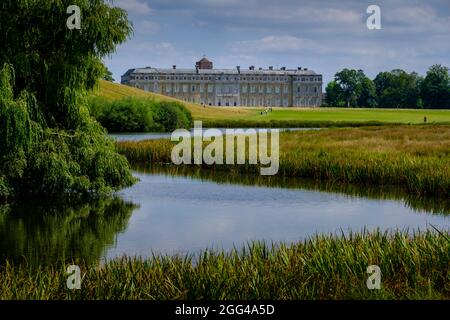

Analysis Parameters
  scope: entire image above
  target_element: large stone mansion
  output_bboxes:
[121,58,323,107]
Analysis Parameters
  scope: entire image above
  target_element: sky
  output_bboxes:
[105,0,450,86]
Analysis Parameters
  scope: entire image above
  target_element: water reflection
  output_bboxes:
[109,128,317,142]
[0,198,136,266]
[105,165,449,258]
[134,163,450,216]
[1,164,448,266]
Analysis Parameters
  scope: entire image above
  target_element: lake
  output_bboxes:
[109,128,319,141]
[1,165,448,265]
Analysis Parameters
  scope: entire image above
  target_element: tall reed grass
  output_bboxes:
[1,230,448,300]
[117,125,450,197]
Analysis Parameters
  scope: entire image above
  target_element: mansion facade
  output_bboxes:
[121,58,323,107]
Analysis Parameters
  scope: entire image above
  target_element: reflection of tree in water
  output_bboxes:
[0,197,137,266]
[136,164,450,216]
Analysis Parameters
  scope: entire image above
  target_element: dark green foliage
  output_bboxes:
[325,81,345,107]
[0,1,137,200]
[326,66,449,109]
[334,69,365,107]
[0,0,132,129]
[374,70,422,108]
[152,101,193,132]
[328,69,377,108]
[89,97,156,132]
[357,76,378,108]
[0,65,136,199]
[89,97,193,132]
[421,65,450,109]
[102,66,115,82]
[0,197,136,265]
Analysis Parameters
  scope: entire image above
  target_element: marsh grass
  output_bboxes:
[117,125,450,197]
[0,230,448,300]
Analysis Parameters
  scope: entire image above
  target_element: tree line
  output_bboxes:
[324,65,450,109]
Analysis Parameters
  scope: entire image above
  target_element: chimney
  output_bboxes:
[281,67,286,71]
[297,67,302,71]
[259,67,263,70]
[237,66,241,74]
[269,66,273,70]
[196,66,199,74]
[173,65,176,70]
[249,66,255,70]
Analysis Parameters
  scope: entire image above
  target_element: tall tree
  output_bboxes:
[103,65,115,82]
[421,65,450,109]
[325,81,345,107]
[0,0,132,129]
[0,0,135,199]
[357,76,377,108]
[334,69,364,107]
[374,69,422,108]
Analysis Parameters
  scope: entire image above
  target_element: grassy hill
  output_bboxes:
[93,80,450,126]
[93,80,253,120]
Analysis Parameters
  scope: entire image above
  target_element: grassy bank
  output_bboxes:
[94,81,450,127]
[1,230,448,299]
[117,125,450,197]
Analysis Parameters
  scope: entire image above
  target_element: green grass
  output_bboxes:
[1,230,448,299]
[94,81,450,127]
[117,125,450,197]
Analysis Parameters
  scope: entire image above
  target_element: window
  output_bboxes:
[166,84,172,93]
[284,86,289,94]
[200,84,205,93]
[275,86,280,94]
[182,84,188,93]
[259,86,264,94]
[192,85,196,92]
[208,85,214,93]
[242,85,247,93]
[267,86,272,94]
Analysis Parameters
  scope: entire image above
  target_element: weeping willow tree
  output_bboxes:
[0,0,136,200]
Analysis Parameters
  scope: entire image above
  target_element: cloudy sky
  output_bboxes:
[105,0,450,86]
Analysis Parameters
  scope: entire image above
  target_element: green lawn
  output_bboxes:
[230,108,450,124]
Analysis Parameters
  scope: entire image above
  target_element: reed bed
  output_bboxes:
[0,230,448,300]
[117,125,450,197]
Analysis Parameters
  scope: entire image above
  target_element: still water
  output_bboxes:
[109,128,317,141]
[1,165,448,265]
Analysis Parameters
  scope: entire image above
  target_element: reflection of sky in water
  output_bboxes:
[105,173,450,259]
[109,128,317,141]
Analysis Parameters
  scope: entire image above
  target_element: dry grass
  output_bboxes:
[117,125,450,197]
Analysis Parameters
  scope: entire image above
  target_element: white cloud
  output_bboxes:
[137,20,160,34]
[114,0,153,15]
[231,35,319,53]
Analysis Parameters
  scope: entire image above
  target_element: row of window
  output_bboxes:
[145,84,321,94]
[132,75,322,82]
[178,97,321,107]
